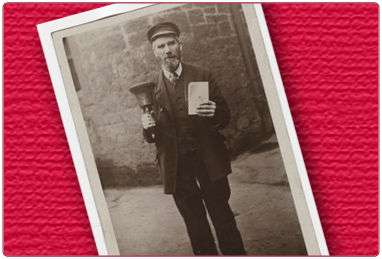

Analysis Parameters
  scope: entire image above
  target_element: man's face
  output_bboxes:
[152,35,182,72]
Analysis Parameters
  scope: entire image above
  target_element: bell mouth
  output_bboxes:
[129,82,156,108]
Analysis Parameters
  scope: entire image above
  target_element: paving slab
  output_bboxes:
[104,135,307,255]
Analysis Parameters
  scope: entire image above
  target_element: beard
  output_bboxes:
[162,47,181,72]
[163,57,181,72]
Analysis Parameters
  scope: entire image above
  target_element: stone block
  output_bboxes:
[128,32,148,48]
[198,4,215,10]
[179,32,194,42]
[170,6,182,12]
[219,21,233,37]
[123,18,150,34]
[188,9,205,25]
[206,14,229,24]
[192,24,219,39]
[101,33,126,53]
[205,15,215,24]
[204,7,216,14]
[160,6,182,14]
[75,31,99,47]
[181,4,193,9]
[152,12,191,33]
[121,50,160,84]
[217,4,231,13]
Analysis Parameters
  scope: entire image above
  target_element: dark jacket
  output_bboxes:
[144,63,232,194]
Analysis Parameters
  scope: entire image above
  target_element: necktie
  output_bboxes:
[169,71,179,84]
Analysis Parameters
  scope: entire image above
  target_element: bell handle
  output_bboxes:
[143,106,155,139]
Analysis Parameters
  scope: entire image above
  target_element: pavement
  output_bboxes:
[104,135,307,255]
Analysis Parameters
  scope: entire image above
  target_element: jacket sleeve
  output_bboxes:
[142,78,158,144]
[143,127,155,143]
[207,70,231,130]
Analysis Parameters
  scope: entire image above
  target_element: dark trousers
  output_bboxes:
[173,150,246,255]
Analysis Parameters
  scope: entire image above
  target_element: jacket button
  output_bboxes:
[160,107,163,112]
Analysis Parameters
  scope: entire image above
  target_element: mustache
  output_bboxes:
[165,55,177,59]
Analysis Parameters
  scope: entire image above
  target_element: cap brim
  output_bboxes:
[151,30,178,42]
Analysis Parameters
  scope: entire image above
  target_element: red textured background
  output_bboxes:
[3,3,378,256]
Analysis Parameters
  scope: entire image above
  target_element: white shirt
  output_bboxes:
[162,62,183,80]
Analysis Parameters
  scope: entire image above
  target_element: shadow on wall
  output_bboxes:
[229,126,275,160]
[96,158,162,189]
[97,134,280,190]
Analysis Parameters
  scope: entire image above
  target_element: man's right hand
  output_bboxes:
[141,113,156,130]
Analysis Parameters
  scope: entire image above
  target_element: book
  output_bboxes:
[188,81,209,115]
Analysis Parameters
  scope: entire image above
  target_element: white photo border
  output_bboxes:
[37,3,329,256]
[246,5,328,255]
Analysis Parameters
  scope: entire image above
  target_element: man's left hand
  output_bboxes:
[196,101,216,117]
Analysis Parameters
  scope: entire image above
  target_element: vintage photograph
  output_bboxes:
[40,3,327,256]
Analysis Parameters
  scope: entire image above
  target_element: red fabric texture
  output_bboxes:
[3,3,378,256]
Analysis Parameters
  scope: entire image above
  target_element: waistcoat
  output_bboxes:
[164,73,197,154]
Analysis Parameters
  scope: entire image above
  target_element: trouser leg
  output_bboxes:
[173,151,246,255]
[172,152,218,255]
[197,175,247,255]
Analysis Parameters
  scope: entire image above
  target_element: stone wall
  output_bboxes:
[64,4,274,188]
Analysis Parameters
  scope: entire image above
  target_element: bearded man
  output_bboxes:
[141,22,246,255]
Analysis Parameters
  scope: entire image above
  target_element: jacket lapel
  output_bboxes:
[182,63,192,104]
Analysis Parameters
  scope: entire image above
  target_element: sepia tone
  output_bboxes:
[64,4,274,188]
[62,4,307,255]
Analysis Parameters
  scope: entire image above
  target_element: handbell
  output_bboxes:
[129,82,156,112]
[129,82,156,139]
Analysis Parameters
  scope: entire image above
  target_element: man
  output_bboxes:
[141,22,246,255]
